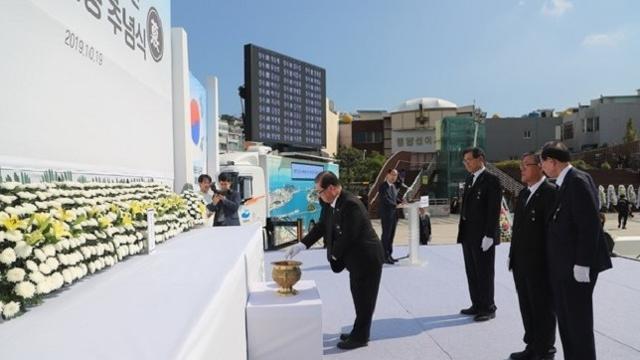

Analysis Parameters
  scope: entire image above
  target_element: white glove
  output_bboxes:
[573,265,590,283]
[481,236,494,252]
[285,243,306,259]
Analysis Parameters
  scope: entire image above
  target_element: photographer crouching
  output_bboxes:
[206,173,241,227]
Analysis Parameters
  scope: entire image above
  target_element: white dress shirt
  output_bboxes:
[555,164,573,188]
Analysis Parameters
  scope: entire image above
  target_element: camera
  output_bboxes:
[210,182,227,195]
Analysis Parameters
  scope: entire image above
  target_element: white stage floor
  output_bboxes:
[265,244,640,360]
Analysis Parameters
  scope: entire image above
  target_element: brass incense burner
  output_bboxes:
[271,260,302,296]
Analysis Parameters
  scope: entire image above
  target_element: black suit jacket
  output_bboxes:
[302,191,385,273]
[457,170,503,245]
[546,168,612,280]
[509,180,556,273]
[377,181,399,216]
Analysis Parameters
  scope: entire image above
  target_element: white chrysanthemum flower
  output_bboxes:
[51,272,64,289]
[16,191,37,201]
[45,257,59,270]
[15,241,33,259]
[5,230,24,242]
[39,263,52,275]
[0,231,5,242]
[29,271,45,284]
[0,194,17,204]
[0,182,20,191]
[0,247,17,265]
[62,269,73,284]
[23,203,38,213]
[2,301,21,319]
[43,244,56,257]
[34,248,47,262]
[25,260,38,272]
[6,268,26,282]
[36,281,52,295]
[15,281,36,299]
[4,207,20,216]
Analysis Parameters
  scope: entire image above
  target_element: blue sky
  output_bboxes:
[172,0,640,117]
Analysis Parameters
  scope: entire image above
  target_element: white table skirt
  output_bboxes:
[0,224,264,360]
[247,280,322,360]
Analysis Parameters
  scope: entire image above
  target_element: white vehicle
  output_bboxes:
[219,146,338,249]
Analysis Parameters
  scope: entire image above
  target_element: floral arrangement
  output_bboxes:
[0,182,205,320]
[499,197,512,243]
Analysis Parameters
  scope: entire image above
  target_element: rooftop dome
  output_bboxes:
[395,97,458,112]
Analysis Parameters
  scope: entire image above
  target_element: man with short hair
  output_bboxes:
[540,141,612,360]
[508,152,557,360]
[197,174,213,205]
[206,173,241,226]
[458,147,502,322]
[378,169,401,264]
[285,171,385,350]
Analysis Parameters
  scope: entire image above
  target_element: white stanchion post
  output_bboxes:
[146,209,156,254]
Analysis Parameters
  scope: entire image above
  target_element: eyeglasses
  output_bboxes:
[519,163,539,169]
[313,188,327,196]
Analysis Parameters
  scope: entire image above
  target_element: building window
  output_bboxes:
[563,123,574,140]
[397,137,404,147]
[523,130,532,139]
[595,117,600,131]
[587,118,594,132]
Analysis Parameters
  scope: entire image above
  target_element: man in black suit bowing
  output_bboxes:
[540,141,612,360]
[458,147,502,322]
[285,171,385,350]
[508,152,557,360]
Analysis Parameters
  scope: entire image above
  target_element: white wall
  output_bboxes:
[0,1,174,181]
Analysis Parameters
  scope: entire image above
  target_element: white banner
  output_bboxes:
[0,0,173,181]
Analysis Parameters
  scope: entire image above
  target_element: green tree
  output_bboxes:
[334,147,386,185]
[624,118,638,143]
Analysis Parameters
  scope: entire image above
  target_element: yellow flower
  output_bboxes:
[25,230,45,245]
[55,208,76,223]
[130,201,144,216]
[121,213,133,227]
[198,203,207,218]
[110,204,120,214]
[98,216,112,229]
[31,213,51,229]
[0,212,27,231]
[49,220,71,240]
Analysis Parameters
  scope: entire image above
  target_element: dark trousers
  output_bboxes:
[461,240,496,313]
[348,264,383,342]
[380,210,397,257]
[618,213,628,228]
[513,268,556,354]
[551,274,598,360]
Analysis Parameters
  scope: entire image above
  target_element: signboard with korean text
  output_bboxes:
[391,129,437,154]
[0,1,173,181]
[244,44,326,149]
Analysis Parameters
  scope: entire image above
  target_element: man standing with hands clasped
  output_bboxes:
[457,147,502,322]
[540,141,612,360]
[284,171,384,350]
[508,152,557,360]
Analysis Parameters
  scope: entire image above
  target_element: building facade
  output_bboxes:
[485,110,562,161]
[561,90,640,152]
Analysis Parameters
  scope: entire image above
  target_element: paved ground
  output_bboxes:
[371,213,640,258]
[266,244,640,360]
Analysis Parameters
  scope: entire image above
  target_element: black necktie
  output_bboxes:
[520,188,531,204]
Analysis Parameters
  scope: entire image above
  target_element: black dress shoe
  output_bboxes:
[337,338,368,350]
[530,354,554,360]
[339,333,350,341]
[473,312,496,322]
[509,347,532,360]
[384,257,395,265]
[460,306,478,315]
